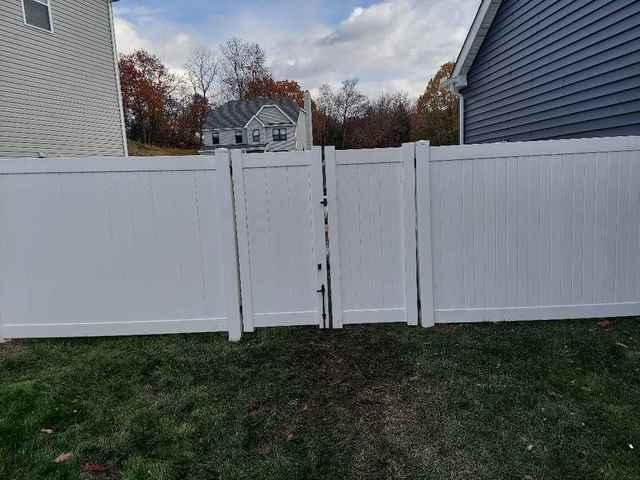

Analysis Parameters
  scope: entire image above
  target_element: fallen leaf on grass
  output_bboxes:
[82,463,107,473]
[616,342,629,349]
[40,428,54,434]
[597,320,611,329]
[286,432,295,441]
[54,452,73,464]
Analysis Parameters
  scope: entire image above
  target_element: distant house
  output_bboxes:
[449,0,640,144]
[0,0,127,157]
[202,94,313,153]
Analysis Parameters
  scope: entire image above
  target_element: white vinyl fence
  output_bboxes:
[418,137,640,326]
[1,136,639,342]
[326,145,418,327]
[0,156,241,341]
[231,149,327,330]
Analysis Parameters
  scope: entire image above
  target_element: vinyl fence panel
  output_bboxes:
[418,136,640,324]
[232,148,327,331]
[0,155,242,341]
[326,145,418,327]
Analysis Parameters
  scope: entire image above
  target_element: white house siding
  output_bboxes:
[0,0,126,157]
[258,106,291,125]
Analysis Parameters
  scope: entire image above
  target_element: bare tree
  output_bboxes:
[317,84,336,118]
[185,47,218,100]
[184,47,219,144]
[335,79,368,148]
[219,38,270,100]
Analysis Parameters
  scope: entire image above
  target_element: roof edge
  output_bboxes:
[450,0,503,94]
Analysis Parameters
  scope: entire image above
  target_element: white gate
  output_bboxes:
[231,148,327,331]
[325,145,418,328]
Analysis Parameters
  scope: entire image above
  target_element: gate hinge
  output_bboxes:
[320,198,328,207]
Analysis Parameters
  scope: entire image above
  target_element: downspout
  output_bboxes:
[445,75,467,146]
[459,96,465,145]
[108,0,128,156]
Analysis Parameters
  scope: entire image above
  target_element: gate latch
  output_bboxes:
[320,198,328,207]
[316,284,327,321]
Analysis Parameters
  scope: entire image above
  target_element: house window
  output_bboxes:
[252,129,260,143]
[22,0,53,32]
[212,131,219,145]
[235,130,243,144]
[272,128,287,142]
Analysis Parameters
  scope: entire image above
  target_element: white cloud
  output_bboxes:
[113,17,150,54]
[114,0,480,98]
[113,10,197,76]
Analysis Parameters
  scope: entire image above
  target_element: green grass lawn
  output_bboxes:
[1,318,639,480]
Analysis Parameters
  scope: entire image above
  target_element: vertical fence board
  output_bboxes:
[416,141,435,327]
[311,147,329,328]
[216,151,243,341]
[231,149,255,333]
[403,143,418,326]
[325,146,343,328]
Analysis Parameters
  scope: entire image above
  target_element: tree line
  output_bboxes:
[119,37,459,150]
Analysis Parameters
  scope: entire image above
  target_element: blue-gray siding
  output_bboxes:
[462,0,640,144]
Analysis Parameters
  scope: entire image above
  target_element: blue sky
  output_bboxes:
[114,0,481,97]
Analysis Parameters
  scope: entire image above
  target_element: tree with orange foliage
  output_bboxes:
[244,78,306,107]
[413,62,459,146]
[119,50,177,145]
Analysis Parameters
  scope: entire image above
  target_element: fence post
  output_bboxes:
[324,146,343,329]
[416,140,435,328]
[230,149,255,333]
[216,149,243,341]
[402,143,419,326]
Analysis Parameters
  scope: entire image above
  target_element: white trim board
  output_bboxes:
[450,0,503,93]
[3,318,228,339]
[0,156,216,173]
[435,303,640,324]
[431,135,640,161]
[243,104,296,128]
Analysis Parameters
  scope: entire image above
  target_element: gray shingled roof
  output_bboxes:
[205,98,300,129]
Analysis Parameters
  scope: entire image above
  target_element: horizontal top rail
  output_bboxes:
[0,156,218,174]
[239,149,321,169]
[336,147,403,165]
[430,136,640,162]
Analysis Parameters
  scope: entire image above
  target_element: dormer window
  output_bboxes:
[23,0,53,32]
[212,131,220,145]
[252,129,260,143]
[235,130,243,144]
